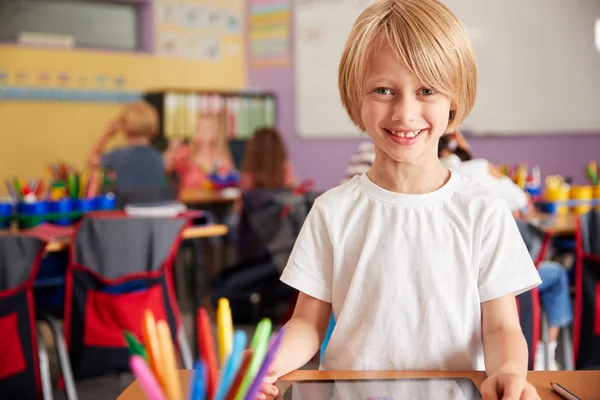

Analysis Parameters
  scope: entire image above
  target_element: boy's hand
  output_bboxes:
[481,373,540,400]
[255,352,281,400]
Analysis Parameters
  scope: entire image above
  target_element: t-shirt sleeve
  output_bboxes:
[280,202,333,303]
[478,199,541,302]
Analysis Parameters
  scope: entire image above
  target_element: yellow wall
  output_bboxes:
[0,45,246,194]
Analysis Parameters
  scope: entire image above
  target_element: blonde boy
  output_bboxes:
[257,0,542,399]
[88,100,165,190]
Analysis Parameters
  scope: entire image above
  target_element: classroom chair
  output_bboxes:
[62,214,193,381]
[516,219,574,370]
[573,210,600,369]
[0,235,77,400]
[212,182,318,324]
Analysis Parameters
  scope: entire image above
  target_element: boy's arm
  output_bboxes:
[481,293,528,378]
[88,119,120,168]
[276,293,332,378]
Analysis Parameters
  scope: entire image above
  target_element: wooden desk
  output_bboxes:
[179,189,239,206]
[44,224,228,253]
[117,369,600,399]
[525,213,577,236]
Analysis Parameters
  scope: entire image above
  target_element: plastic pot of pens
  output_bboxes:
[16,200,51,229]
[209,171,240,190]
[125,300,284,400]
[0,201,13,230]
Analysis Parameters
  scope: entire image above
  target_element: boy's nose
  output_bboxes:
[391,97,419,123]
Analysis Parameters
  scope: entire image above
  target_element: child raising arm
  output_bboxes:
[256,1,541,399]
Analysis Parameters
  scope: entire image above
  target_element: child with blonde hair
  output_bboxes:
[164,113,235,191]
[257,1,541,399]
[88,100,165,190]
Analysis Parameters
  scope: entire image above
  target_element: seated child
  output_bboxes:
[240,127,297,191]
[87,101,165,191]
[257,1,542,399]
[438,133,530,214]
[164,113,235,191]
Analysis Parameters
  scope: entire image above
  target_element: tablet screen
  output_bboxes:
[282,378,482,400]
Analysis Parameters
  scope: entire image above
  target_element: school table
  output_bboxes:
[178,188,240,206]
[43,224,229,253]
[117,369,600,399]
[526,213,578,237]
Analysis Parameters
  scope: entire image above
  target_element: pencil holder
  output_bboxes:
[0,202,13,230]
[543,186,570,215]
[49,198,74,226]
[94,193,117,211]
[74,198,95,215]
[570,185,593,215]
[17,200,50,229]
[594,186,600,211]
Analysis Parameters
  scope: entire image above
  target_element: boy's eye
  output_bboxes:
[374,88,392,95]
[419,87,437,96]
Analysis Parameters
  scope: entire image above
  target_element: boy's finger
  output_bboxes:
[261,382,279,397]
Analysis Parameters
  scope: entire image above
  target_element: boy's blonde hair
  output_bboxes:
[339,0,477,134]
[119,101,159,138]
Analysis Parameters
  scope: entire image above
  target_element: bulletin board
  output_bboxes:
[153,0,245,64]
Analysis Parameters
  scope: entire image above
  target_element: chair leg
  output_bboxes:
[38,313,78,400]
[541,312,550,370]
[560,326,574,370]
[36,326,54,400]
[178,325,193,370]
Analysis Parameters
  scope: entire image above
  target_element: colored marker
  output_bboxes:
[235,318,272,400]
[217,298,234,366]
[142,310,164,388]
[244,328,285,400]
[225,350,253,400]
[214,330,247,400]
[123,330,147,361]
[130,355,166,400]
[187,360,206,400]
[157,320,183,400]
[198,307,219,399]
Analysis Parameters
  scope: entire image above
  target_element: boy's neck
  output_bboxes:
[126,136,150,146]
[367,157,450,194]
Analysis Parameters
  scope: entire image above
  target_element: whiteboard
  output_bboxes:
[294,0,375,138]
[294,0,600,138]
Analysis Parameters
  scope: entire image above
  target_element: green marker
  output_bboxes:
[235,318,272,400]
[123,331,147,361]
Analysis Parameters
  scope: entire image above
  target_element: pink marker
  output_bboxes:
[130,355,166,400]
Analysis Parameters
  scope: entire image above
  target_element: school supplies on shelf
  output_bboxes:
[125,303,284,400]
[584,160,598,186]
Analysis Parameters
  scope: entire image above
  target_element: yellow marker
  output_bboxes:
[217,298,234,366]
[156,320,183,400]
[142,310,164,388]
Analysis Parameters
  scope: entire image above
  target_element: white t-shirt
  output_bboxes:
[280,172,541,371]
[441,154,528,212]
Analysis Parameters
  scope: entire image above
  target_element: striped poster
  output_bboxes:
[250,0,291,68]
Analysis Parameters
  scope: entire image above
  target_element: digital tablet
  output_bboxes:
[282,377,482,400]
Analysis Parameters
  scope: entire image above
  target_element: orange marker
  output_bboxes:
[157,320,183,400]
[142,310,163,386]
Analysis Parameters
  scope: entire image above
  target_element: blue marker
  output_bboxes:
[188,360,206,400]
[213,330,248,400]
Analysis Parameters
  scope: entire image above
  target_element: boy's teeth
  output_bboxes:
[390,129,422,138]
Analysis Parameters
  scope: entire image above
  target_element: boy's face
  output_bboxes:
[360,41,452,166]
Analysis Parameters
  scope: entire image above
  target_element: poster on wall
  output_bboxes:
[154,0,244,62]
[250,0,291,68]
